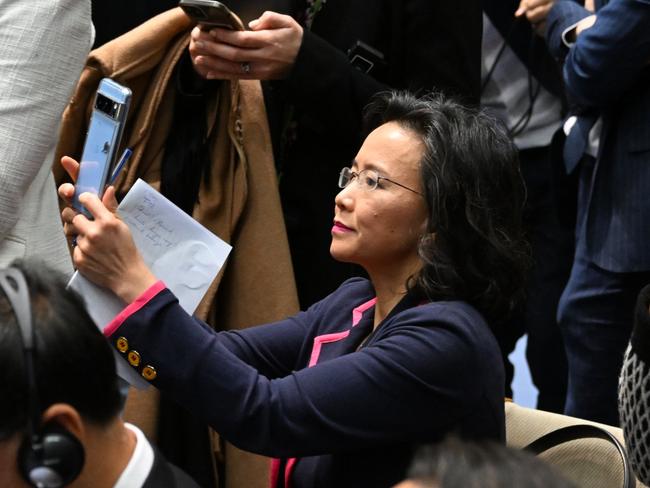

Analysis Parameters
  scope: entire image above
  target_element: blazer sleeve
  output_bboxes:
[546,0,650,108]
[284,0,481,140]
[0,0,91,239]
[545,0,591,61]
[106,288,486,458]
[619,284,650,485]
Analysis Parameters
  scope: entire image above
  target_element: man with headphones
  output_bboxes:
[0,261,199,488]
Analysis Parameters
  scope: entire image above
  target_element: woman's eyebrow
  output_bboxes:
[351,159,385,174]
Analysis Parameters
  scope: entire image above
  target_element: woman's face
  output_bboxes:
[330,122,428,274]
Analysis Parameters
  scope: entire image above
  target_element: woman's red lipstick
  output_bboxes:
[332,221,353,233]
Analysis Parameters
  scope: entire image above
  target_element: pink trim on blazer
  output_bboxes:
[103,280,167,337]
[352,297,377,326]
[279,296,377,486]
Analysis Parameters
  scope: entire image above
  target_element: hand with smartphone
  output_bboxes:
[59,156,157,303]
[184,1,303,80]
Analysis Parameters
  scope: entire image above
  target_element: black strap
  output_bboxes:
[524,424,635,488]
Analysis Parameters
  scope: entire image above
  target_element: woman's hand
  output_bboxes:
[189,11,303,80]
[515,0,556,35]
[58,156,157,303]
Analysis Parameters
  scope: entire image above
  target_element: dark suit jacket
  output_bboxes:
[546,0,650,272]
[143,444,201,488]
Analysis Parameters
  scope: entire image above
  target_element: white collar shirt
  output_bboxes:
[113,423,155,488]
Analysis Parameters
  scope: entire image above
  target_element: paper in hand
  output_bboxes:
[68,179,232,388]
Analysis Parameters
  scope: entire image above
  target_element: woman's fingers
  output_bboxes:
[61,156,80,182]
[78,192,114,222]
[58,156,80,210]
[102,186,119,214]
[248,11,295,31]
[194,51,246,73]
[515,0,554,20]
[58,182,75,205]
[197,38,253,63]
[190,25,212,42]
[209,27,270,49]
[525,4,552,24]
[200,58,258,79]
[61,206,79,231]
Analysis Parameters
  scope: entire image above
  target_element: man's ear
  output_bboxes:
[40,404,85,443]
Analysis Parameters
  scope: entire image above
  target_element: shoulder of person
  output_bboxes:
[381,299,498,354]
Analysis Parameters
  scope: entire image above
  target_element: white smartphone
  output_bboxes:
[73,78,131,218]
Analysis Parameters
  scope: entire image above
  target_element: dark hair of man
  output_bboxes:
[407,438,575,488]
[364,91,530,326]
[0,260,122,441]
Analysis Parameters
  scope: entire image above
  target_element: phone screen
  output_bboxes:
[73,110,120,213]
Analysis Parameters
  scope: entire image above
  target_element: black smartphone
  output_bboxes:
[73,78,132,218]
[179,0,244,30]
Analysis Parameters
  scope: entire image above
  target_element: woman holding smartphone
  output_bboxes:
[59,91,528,488]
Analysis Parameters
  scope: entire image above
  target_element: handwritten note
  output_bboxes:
[68,179,232,388]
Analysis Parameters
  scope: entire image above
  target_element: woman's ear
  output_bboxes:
[420,219,429,236]
[419,217,433,239]
[40,404,85,444]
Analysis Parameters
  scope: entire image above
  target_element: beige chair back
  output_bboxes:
[505,401,647,488]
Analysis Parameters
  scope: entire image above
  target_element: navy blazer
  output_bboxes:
[546,0,650,272]
[106,278,505,488]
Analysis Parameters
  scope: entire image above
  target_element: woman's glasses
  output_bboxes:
[338,167,422,196]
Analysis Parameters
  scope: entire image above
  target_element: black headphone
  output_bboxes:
[0,268,85,488]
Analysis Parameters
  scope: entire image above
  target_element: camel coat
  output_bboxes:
[54,8,299,488]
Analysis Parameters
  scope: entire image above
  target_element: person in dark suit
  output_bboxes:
[0,261,199,488]
[482,0,573,413]
[190,0,483,308]
[545,0,650,425]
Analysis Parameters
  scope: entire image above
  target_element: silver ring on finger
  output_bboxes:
[240,61,251,74]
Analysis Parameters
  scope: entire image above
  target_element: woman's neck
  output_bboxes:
[368,259,421,329]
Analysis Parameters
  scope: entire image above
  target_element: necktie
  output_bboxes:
[563,113,598,174]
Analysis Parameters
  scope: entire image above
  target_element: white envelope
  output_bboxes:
[68,179,232,389]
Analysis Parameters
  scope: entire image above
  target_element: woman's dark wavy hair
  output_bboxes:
[364,91,530,325]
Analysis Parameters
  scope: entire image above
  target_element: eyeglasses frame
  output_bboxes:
[338,167,423,196]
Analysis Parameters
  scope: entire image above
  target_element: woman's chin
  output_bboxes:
[329,246,355,264]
